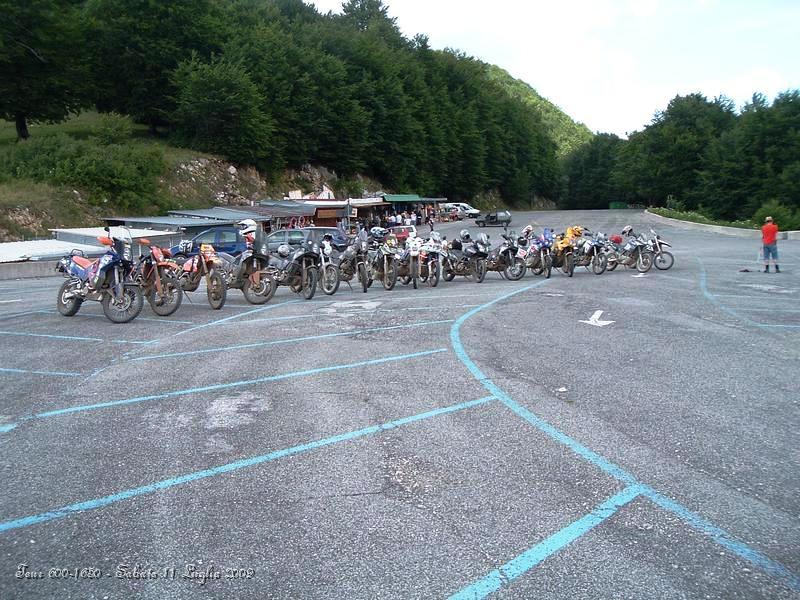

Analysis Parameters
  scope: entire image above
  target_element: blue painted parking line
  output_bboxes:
[129,320,455,362]
[0,309,51,322]
[450,279,800,592]
[449,485,644,599]
[47,311,194,325]
[0,395,496,534]
[1,348,448,431]
[0,330,151,344]
[0,367,81,377]
[644,489,800,590]
[697,260,771,329]
[170,299,301,338]
[239,314,314,325]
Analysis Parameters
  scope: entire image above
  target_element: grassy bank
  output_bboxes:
[648,207,757,229]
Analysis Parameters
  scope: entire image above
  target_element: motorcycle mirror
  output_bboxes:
[138,238,151,245]
[98,236,113,246]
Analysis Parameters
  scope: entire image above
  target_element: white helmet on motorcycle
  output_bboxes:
[370,226,388,240]
[621,225,633,236]
[429,231,442,242]
[277,243,291,257]
[459,229,471,242]
[237,219,257,236]
[521,224,533,237]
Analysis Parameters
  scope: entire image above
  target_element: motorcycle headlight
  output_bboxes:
[123,244,132,261]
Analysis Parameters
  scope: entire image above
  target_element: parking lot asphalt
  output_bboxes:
[0,209,798,599]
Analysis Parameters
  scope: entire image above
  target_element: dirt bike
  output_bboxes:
[604,235,653,273]
[486,232,526,280]
[645,228,674,270]
[55,227,144,323]
[523,229,554,279]
[175,241,227,309]
[266,240,320,300]
[367,235,399,290]
[419,234,442,288]
[133,238,183,316]
[573,231,607,275]
[337,230,370,293]
[217,230,277,305]
[317,235,341,295]
[441,233,489,283]
[551,233,575,277]
[397,235,424,289]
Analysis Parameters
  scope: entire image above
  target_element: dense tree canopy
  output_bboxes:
[561,91,800,224]
[88,0,562,203]
[0,0,91,139]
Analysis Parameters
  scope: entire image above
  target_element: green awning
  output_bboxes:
[382,194,421,203]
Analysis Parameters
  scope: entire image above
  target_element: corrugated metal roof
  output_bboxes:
[167,207,271,221]
[106,216,236,228]
[50,227,178,238]
[258,200,317,217]
[0,240,105,263]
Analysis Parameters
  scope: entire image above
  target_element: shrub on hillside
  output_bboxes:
[752,200,800,231]
[95,113,135,145]
[0,133,166,212]
[170,56,274,169]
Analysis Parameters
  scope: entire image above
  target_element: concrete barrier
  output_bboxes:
[0,260,62,281]
[643,210,798,240]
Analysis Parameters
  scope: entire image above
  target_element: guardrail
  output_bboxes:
[0,260,62,281]
[644,210,799,240]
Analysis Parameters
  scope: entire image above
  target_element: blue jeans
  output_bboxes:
[763,243,778,261]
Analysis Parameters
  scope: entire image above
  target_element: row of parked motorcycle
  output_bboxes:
[54,221,673,323]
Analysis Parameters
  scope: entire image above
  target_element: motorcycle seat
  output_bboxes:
[72,256,96,269]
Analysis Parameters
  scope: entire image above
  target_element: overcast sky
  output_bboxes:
[307,0,800,137]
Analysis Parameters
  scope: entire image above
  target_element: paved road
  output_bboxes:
[0,210,798,599]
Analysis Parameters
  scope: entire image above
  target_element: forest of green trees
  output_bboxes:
[1,0,562,208]
[1,0,797,227]
[562,91,800,228]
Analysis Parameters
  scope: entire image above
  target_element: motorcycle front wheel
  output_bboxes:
[564,253,575,277]
[56,280,83,316]
[358,263,369,293]
[243,274,276,305]
[382,259,397,291]
[321,264,340,295]
[149,273,183,316]
[443,264,455,281]
[591,253,607,275]
[504,257,526,281]
[637,252,654,273]
[206,271,227,309]
[655,251,674,270]
[102,286,144,323]
[427,260,440,287]
[302,267,318,300]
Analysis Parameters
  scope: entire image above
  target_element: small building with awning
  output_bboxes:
[302,198,389,226]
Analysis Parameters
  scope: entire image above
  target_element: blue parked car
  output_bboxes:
[170,227,248,258]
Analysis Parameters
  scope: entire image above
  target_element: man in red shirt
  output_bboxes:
[761,216,780,273]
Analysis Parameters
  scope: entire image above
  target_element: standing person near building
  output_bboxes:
[762,216,780,273]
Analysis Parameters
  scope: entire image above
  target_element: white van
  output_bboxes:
[443,203,480,218]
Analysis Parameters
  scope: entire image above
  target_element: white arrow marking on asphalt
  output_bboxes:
[632,273,647,278]
[579,310,615,327]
